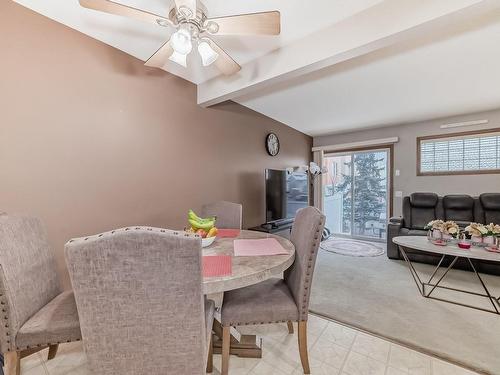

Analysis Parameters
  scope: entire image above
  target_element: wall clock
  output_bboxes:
[266,133,280,156]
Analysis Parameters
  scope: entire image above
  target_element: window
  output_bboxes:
[417,128,500,175]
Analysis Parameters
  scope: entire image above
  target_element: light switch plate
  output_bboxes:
[395,191,403,198]
[395,169,400,176]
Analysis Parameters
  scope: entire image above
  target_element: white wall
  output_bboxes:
[314,108,500,217]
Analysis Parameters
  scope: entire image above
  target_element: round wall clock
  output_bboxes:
[266,133,280,156]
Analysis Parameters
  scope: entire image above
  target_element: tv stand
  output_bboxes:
[249,221,294,240]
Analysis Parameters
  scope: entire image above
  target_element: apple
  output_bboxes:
[196,229,207,238]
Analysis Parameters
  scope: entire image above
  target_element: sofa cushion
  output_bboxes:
[443,195,474,223]
[481,193,500,210]
[406,193,439,230]
[479,194,500,224]
[410,208,437,230]
[410,193,438,208]
[16,291,81,350]
[399,228,428,236]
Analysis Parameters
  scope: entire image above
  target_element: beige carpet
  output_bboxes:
[310,242,500,375]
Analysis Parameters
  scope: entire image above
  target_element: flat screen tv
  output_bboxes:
[265,169,309,224]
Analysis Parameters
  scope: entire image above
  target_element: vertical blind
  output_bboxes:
[419,130,500,174]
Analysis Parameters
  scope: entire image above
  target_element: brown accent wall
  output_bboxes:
[0,2,312,288]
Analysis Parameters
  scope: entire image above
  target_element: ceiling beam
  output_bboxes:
[197,0,498,107]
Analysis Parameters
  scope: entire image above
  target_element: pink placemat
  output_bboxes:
[217,229,241,238]
[234,238,289,257]
[203,255,232,277]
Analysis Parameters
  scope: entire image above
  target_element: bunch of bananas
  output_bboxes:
[186,210,218,238]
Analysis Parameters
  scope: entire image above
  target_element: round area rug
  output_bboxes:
[320,238,384,257]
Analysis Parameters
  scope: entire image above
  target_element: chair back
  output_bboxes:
[65,227,206,375]
[284,207,325,321]
[0,214,61,352]
[202,201,242,229]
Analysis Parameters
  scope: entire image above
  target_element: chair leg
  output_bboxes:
[4,351,20,375]
[221,326,231,375]
[298,321,310,374]
[47,344,59,360]
[206,335,213,373]
[287,321,294,334]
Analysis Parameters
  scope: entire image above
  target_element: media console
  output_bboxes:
[249,222,293,240]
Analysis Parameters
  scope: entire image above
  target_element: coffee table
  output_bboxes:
[393,236,500,314]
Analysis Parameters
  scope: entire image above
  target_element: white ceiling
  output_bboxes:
[13,0,500,137]
[13,0,382,84]
[236,11,500,136]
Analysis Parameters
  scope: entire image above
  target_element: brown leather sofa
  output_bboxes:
[387,193,500,275]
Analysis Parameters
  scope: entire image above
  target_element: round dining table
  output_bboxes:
[202,229,296,360]
[202,229,296,294]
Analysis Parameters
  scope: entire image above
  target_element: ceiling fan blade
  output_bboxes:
[145,39,174,68]
[206,11,280,35]
[174,0,197,17]
[79,0,172,27]
[206,39,241,76]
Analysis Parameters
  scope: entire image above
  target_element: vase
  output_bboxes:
[483,236,495,245]
[471,236,481,246]
[432,229,442,239]
[471,235,493,247]
[428,229,441,241]
[442,233,453,241]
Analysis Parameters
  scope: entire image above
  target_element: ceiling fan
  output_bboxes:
[79,0,281,76]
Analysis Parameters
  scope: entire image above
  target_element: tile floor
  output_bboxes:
[12,314,479,375]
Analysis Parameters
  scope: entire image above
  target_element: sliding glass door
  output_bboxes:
[323,148,390,241]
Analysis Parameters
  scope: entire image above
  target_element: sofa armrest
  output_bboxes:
[389,216,403,225]
[387,220,403,259]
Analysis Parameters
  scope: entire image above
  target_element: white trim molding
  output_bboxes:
[312,137,399,153]
[440,119,488,129]
[312,150,324,212]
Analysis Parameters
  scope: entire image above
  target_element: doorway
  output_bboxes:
[322,146,392,241]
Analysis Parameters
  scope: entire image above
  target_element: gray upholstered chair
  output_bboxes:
[0,213,81,375]
[201,201,243,229]
[219,207,325,375]
[65,226,215,375]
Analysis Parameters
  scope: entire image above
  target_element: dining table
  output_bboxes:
[202,229,296,359]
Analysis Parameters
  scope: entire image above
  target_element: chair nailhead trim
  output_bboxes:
[297,216,325,319]
[15,337,82,351]
[0,282,14,350]
[66,226,199,244]
[227,320,294,326]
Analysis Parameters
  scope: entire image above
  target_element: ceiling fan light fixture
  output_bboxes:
[77,0,280,76]
[156,19,170,27]
[170,28,193,55]
[198,40,219,66]
[206,21,219,34]
[169,50,188,67]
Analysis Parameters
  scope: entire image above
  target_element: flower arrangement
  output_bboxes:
[464,223,489,237]
[424,220,445,231]
[465,222,499,246]
[485,223,500,236]
[425,220,459,238]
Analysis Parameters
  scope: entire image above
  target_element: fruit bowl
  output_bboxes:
[202,236,216,248]
[186,209,218,248]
